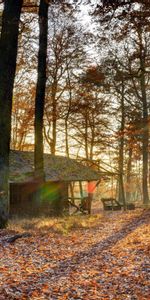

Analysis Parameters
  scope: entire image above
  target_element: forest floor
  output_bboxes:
[0,209,150,300]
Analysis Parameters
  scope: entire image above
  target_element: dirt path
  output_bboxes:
[0,210,149,299]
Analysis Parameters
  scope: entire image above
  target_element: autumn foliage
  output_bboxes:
[0,210,149,299]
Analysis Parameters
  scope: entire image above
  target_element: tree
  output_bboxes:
[11,6,39,151]
[71,75,109,161]
[11,85,35,151]
[0,0,23,228]
[94,0,150,204]
[44,3,84,155]
[34,0,49,180]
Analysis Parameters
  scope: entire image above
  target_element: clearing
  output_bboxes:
[0,209,150,300]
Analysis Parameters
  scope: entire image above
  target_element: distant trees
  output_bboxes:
[0,0,149,227]
[11,85,35,151]
[71,79,109,161]
[93,0,150,204]
[11,7,38,151]
[0,0,23,228]
[44,4,85,156]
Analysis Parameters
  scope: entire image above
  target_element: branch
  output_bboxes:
[5,232,31,243]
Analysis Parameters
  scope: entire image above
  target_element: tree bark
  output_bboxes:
[139,29,149,205]
[118,81,126,210]
[0,0,23,228]
[65,67,72,158]
[141,74,149,205]
[85,110,89,160]
[51,81,57,155]
[34,0,48,179]
[126,147,132,202]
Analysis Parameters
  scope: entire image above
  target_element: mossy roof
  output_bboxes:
[9,150,107,183]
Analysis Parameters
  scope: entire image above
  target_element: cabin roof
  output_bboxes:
[9,150,109,183]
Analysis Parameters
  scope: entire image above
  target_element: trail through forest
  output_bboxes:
[0,210,149,300]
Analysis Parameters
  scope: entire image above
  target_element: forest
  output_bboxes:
[0,0,149,299]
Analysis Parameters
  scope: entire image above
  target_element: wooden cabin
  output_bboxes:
[9,151,105,216]
[10,180,69,216]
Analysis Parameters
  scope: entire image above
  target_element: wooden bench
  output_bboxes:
[101,198,135,211]
[126,203,135,210]
[101,198,122,211]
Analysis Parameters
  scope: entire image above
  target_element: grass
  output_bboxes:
[8,214,102,235]
[8,208,146,235]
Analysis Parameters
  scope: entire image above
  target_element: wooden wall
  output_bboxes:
[9,181,69,216]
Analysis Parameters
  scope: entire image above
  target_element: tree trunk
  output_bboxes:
[65,120,70,157]
[139,36,149,204]
[51,109,57,155]
[118,82,126,210]
[0,0,23,228]
[65,67,72,158]
[85,111,89,160]
[51,81,57,155]
[141,79,149,205]
[34,0,48,179]
[126,147,132,202]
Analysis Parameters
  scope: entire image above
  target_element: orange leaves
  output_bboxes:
[41,284,49,293]
[0,210,150,299]
[84,66,105,86]
[30,290,39,298]
[0,266,8,272]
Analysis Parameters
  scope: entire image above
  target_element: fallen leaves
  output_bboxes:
[0,209,150,299]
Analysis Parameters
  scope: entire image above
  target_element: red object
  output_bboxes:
[87,182,96,194]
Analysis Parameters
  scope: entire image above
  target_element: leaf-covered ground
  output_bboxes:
[0,209,150,300]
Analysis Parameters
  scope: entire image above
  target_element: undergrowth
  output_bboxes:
[8,209,145,235]
[8,214,102,235]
